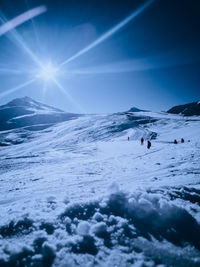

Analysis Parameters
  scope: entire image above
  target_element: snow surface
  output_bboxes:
[0,108,200,266]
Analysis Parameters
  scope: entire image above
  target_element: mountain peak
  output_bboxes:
[5,96,63,113]
[7,96,35,107]
[0,96,79,131]
[127,107,147,112]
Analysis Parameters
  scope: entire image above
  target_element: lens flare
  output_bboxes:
[0,79,35,98]
[37,63,58,81]
[0,7,46,66]
[0,0,156,114]
[60,0,154,67]
[0,6,47,37]
[52,79,86,113]
[0,67,28,75]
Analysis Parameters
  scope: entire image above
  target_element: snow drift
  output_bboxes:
[1,186,200,266]
[0,97,200,266]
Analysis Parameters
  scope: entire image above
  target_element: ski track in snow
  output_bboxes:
[0,111,200,266]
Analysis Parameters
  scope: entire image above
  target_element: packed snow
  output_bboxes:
[0,100,200,266]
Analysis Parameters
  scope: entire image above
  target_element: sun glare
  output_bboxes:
[37,62,58,81]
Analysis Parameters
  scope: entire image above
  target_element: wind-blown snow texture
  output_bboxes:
[0,98,200,266]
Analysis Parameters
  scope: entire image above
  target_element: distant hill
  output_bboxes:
[0,96,80,131]
[167,101,200,116]
[127,107,148,112]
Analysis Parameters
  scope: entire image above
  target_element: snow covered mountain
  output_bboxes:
[127,106,148,112]
[168,100,200,116]
[0,97,158,146]
[0,98,200,266]
[0,96,80,132]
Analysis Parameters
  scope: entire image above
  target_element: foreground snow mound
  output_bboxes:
[1,186,200,266]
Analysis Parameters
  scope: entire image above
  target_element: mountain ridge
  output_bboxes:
[0,96,80,131]
[1,97,200,133]
[0,96,63,113]
[167,101,200,116]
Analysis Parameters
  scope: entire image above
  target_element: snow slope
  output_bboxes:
[0,96,80,133]
[0,100,200,266]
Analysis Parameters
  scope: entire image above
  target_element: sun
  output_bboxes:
[37,62,58,81]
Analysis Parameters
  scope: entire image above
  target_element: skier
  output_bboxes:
[141,137,144,145]
[181,138,184,143]
[128,136,130,141]
[147,140,151,149]
[174,139,178,144]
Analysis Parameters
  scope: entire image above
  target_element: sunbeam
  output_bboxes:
[64,48,200,76]
[0,67,29,75]
[25,0,41,52]
[52,79,86,113]
[60,0,154,67]
[0,8,46,67]
[0,6,47,37]
[0,0,197,116]
[37,62,58,81]
[0,78,35,98]
[41,80,48,101]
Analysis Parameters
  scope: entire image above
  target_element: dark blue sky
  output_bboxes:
[0,0,200,113]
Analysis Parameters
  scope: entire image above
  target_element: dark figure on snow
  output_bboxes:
[141,137,144,145]
[128,136,130,141]
[147,140,151,149]
[174,139,178,144]
[181,138,184,143]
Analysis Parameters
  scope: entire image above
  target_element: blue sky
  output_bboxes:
[0,0,199,113]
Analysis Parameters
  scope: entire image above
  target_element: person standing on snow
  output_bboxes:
[147,140,151,149]
[141,137,144,145]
